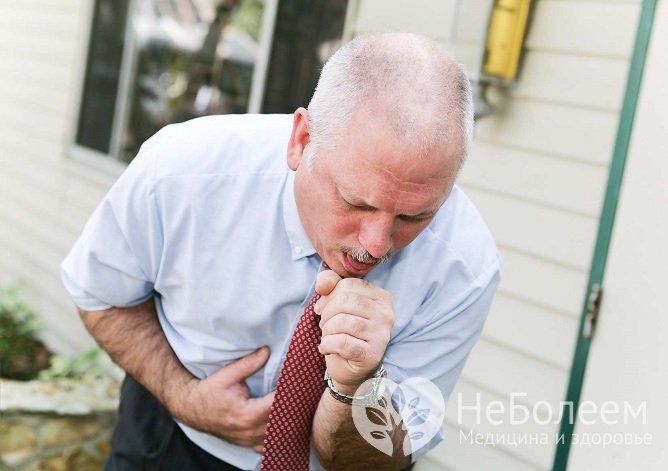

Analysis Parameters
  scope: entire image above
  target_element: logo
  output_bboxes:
[351,377,445,457]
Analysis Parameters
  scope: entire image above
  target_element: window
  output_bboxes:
[74,0,348,164]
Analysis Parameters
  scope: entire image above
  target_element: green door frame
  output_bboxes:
[552,0,659,469]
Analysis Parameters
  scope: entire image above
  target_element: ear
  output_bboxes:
[287,107,311,171]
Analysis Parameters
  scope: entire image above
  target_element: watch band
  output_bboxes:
[323,364,387,406]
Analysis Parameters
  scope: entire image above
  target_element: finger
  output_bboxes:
[320,313,369,340]
[315,270,342,297]
[319,333,368,362]
[318,291,378,325]
[246,391,276,419]
[218,346,270,384]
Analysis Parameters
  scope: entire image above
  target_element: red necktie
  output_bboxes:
[261,292,327,470]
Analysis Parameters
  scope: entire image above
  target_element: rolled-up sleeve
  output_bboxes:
[61,134,165,311]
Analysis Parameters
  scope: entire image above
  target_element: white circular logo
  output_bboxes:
[351,377,445,457]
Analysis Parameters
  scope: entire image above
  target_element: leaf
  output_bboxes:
[366,407,388,426]
[408,396,421,409]
[370,431,388,440]
[378,396,388,409]
[406,407,430,426]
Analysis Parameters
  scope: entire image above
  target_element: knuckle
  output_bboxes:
[355,295,372,312]
[348,315,365,337]
[345,338,365,360]
[359,279,373,289]
[338,278,355,290]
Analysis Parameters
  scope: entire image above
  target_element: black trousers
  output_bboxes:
[105,376,242,471]
[106,376,416,471]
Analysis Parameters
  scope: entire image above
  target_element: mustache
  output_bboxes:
[340,246,391,265]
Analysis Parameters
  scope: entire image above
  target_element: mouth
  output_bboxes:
[339,248,389,277]
[341,253,376,277]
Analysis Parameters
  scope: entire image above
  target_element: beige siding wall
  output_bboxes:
[569,2,668,469]
[346,0,641,469]
[0,0,110,355]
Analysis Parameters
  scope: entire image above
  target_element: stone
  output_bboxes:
[0,417,38,466]
[24,449,102,471]
[0,379,120,415]
[41,417,105,449]
[0,417,38,453]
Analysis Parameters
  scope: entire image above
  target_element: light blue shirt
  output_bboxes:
[61,114,501,470]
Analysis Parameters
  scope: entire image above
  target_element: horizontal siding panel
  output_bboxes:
[4,75,75,118]
[444,381,559,469]
[0,194,76,265]
[2,134,118,198]
[0,174,94,237]
[461,340,568,413]
[474,100,618,165]
[515,51,629,111]
[467,188,598,270]
[482,293,579,369]
[354,0,457,39]
[1,129,71,165]
[0,152,110,215]
[0,28,78,64]
[422,424,542,471]
[497,248,587,316]
[0,101,71,150]
[0,3,82,35]
[460,143,608,217]
[526,0,639,58]
[0,0,83,15]
[0,54,76,89]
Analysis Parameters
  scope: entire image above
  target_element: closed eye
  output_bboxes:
[343,198,375,212]
[397,213,434,223]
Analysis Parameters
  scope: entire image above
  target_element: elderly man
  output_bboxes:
[61,33,500,470]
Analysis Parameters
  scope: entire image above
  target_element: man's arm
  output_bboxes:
[79,298,275,451]
[311,272,411,470]
[313,390,410,470]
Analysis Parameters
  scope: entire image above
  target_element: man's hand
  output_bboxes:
[314,270,394,394]
[180,347,275,452]
[80,301,274,453]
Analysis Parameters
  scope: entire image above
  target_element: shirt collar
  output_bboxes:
[283,171,317,261]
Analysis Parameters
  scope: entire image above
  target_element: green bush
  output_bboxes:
[0,285,52,379]
[39,347,106,381]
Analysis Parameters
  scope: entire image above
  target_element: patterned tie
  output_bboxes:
[261,288,327,470]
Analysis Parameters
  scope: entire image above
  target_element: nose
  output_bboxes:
[358,214,393,259]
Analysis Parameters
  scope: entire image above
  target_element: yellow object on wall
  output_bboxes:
[483,0,533,81]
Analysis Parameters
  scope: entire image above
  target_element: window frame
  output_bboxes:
[68,0,281,174]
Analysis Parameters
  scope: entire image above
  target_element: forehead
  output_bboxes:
[317,117,458,213]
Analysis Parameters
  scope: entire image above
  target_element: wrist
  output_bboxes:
[324,364,387,406]
[165,375,200,425]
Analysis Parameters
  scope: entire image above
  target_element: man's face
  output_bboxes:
[288,108,459,278]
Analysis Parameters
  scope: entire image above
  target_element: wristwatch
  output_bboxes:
[323,364,387,406]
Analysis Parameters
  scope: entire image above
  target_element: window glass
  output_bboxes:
[76,0,129,154]
[261,0,348,113]
[121,0,265,162]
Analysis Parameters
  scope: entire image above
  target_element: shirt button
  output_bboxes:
[294,246,302,255]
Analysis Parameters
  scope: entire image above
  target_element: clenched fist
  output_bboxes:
[314,270,395,394]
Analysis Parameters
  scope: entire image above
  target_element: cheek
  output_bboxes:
[329,210,361,238]
[393,222,430,250]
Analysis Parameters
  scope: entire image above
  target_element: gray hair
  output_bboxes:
[306,32,473,169]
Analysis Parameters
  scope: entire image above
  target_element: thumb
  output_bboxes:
[248,390,276,413]
[315,269,341,297]
[219,346,270,384]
